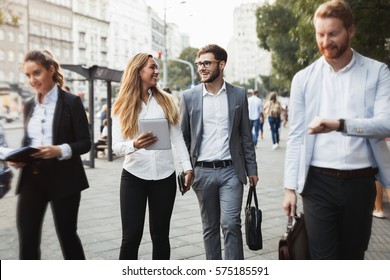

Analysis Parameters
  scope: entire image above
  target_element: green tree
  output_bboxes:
[256,0,299,93]
[167,47,200,90]
[0,1,19,26]
[351,0,390,66]
[256,0,390,94]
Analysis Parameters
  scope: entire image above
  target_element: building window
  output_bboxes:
[9,71,15,82]
[8,31,14,42]
[8,51,14,62]
[18,34,24,44]
[19,73,25,83]
[79,32,86,43]
[18,53,23,63]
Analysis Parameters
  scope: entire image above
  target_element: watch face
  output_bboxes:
[337,119,345,132]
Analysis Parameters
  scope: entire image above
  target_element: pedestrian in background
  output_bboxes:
[263,91,282,150]
[373,181,390,219]
[15,49,91,259]
[99,104,107,133]
[247,89,263,147]
[111,53,193,260]
[180,44,258,260]
[373,139,390,218]
[283,0,390,259]
[0,123,13,199]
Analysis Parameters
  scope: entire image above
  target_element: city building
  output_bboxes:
[225,1,271,89]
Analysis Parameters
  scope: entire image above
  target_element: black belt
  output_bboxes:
[196,160,233,168]
[310,166,378,179]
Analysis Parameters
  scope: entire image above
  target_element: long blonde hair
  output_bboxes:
[112,53,179,139]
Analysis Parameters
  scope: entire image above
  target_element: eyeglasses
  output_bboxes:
[194,60,220,69]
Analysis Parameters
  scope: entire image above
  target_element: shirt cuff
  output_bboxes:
[58,144,72,160]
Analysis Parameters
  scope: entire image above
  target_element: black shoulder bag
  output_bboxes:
[245,186,263,250]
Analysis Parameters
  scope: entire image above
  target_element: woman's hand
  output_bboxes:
[134,132,158,149]
[32,146,61,159]
[9,161,25,168]
[184,170,194,187]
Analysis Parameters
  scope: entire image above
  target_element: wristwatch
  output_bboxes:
[337,119,345,132]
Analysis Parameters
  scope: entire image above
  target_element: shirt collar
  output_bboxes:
[322,50,356,73]
[35,84,58,105]
[202,81,227,96]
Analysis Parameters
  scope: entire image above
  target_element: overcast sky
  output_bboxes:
[145,0,261,48]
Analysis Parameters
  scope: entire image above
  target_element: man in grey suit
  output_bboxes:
[283,0,390,259]
[180,44,259,260]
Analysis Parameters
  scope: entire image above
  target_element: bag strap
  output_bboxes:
[287,216,293,231]
[246,186,259,210]
[286,213,302,232]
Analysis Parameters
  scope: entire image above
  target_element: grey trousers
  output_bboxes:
[192,165,244,260]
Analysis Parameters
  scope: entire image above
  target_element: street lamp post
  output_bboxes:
[171,57,195,88]
[163,0,168,88]
[162,0,186,88]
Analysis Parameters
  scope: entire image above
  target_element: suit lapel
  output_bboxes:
[352,54,367,118]
[226,83,237,137]
[52,88,63,144]
[192,85,203,152]
[304,60,323,168]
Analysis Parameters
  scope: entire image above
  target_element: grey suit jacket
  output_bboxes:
[284,51,390,193]
[180,82,257,185]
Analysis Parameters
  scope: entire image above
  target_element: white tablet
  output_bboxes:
[139,118,171,150]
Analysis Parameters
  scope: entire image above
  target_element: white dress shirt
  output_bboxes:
[28,85,71,160]
[112,92,192,180]
[311,54,371,169]
[198,82,232,162]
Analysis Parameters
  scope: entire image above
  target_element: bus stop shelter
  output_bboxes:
[62,65,123,168]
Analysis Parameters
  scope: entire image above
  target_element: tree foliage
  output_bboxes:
[167,47,200,90]
[0,1,19,26]
[256,0,390,94]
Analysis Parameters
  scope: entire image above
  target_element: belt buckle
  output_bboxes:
[212,161,217,169]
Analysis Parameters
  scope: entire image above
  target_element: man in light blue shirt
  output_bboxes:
[247,90,263,147]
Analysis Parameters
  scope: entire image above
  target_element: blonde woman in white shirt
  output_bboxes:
[112,53,193,260]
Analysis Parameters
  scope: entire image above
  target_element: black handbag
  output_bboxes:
[0,166,13,199]
[245,186,263,250]
[278,213,310,260]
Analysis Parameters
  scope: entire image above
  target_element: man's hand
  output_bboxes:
[308,116,340,134]
[282,188,297,216]
[248,175,259,187]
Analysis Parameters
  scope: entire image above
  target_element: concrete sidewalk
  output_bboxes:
[1,126,389,260]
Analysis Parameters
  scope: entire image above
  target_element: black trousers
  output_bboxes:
[119,170,176,260]
[16,173,85,260]
[302,168,376,260]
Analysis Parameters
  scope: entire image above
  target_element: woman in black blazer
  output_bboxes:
[15,50,91,259]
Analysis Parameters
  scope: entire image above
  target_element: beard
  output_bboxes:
[200,66,220,83]
[318,39,349,60]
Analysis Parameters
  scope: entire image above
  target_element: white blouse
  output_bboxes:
[112,93,192,180]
